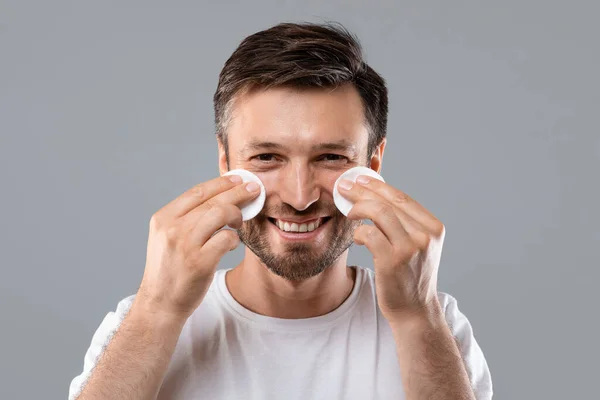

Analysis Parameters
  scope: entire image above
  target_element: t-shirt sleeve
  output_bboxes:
[68,294,136,400]
[440,292,493,399]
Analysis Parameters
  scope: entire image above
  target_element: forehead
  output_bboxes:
[226,84,369,153]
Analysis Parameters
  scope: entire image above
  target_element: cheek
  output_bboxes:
[254,170,280,193]
[322,173,339,193]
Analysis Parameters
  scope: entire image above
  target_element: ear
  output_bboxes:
[217,137,228,175]
[369,138,386,174]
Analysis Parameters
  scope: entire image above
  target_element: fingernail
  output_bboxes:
[338,179,353,190]
[356,175,370,185]
[246,182,260,192]
[228,175,242,183]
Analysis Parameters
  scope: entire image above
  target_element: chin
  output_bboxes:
[238,211,357,281]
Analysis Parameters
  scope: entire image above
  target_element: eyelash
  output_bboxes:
[253,154,348,162]
[255,154,277,162]
[321,154,346,161]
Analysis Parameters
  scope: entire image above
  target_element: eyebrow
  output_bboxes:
[240,139,359,157]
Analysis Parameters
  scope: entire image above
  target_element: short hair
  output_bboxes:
[213,22,388,161]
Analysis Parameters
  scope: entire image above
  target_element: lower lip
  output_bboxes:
[269,219,329,240]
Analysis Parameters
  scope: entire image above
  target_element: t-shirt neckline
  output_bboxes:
[214,266,365,332]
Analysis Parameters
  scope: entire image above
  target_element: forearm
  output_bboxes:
[77,298,186,400]
[390,307,475,400]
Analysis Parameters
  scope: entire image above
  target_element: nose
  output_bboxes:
[277,164,320,211]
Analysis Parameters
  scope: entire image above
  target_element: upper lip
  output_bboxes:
[269,217,328,224]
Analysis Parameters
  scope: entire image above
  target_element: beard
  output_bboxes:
[237,201,361,282]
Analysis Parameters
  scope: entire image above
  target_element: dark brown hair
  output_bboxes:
[213,22,388,161]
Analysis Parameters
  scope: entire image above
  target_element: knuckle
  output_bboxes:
[189,185,204,199]
[393,193,409,206]
[209,205,227,220]
[376,203,394,220]
[149,213,162,230]
[211,204,233,222]
[150,213,172,235]
[218,177,232,191]
[367,226,379,238]
[360,225,378,239]
[233,187,246,202]
[229,207,243,226]
[226,229,240,242]
[203,197,217,209]
[415,232,431,249]
[165,225,179,242]
[224,204,241,223]
[236,184,253,201]
[214,229,238,248]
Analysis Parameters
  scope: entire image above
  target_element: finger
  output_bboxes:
[187,203,243,247]
[198,229,240,265]
[346,177,442,234]
[160,175,244,219]
[202,178,262,211]
[350,199,434,252]
[353,224,393,263]
[340,180,429,236]
[347,199,411,245]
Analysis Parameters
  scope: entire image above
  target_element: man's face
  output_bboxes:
[220,84,379,282]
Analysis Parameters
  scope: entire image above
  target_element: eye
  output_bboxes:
[320,154,347,162]
[254,153,277,162]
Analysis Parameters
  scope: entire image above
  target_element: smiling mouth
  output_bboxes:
[267,217,332,233]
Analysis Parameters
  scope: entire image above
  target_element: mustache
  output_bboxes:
[255,201,340,219]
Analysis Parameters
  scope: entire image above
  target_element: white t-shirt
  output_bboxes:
[69,266,493,399]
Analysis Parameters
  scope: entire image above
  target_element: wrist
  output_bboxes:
[387,301,446,336]
[130,296,189,333]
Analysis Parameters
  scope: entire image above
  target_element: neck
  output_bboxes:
[225,249,356,319]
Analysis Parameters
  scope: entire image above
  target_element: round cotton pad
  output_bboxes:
[333,166,385,217]
[223,169,266,221]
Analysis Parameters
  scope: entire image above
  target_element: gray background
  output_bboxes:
[1,1,598,399]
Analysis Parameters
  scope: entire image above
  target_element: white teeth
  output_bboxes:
[275,219,323,232]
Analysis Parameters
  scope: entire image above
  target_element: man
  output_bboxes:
[69,22,493,399]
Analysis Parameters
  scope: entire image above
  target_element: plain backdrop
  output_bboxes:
[1,1,598,399]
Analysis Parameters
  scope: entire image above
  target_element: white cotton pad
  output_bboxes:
[333,166,385,217]
[223,169,266,221]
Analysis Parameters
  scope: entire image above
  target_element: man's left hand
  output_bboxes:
[337,174,446,324]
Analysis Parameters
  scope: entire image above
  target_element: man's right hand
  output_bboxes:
[72,175,261,400]
[134,174,261,321]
